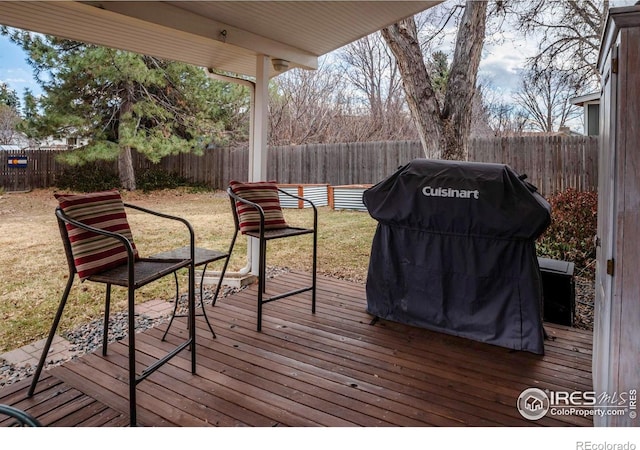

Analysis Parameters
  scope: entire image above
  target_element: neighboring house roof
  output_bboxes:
[0,130,32,148]
[570,92,600,106]
[0,144,22,152]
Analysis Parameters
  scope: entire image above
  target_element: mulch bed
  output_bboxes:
[573,276,594,331]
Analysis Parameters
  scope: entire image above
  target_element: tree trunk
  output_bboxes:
[381,18,442,159]
[118,144,136,191]
[441,1,487,160]
[118,89,137,191]
[382,1,487,160]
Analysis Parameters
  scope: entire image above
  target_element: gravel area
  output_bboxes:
[0,282,246,389]
[0,312,167,388]
[1,268,595,389]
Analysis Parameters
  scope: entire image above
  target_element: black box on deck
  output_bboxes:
[537,257,575,326]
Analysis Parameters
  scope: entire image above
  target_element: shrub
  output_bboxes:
[55,162,120,192]
[55,164,197,193]
[536,189,598,277]
[136,167,189,192]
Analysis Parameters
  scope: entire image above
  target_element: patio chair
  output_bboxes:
[226,181,317,331]
[27,190,197,427]
[0,404,42,427]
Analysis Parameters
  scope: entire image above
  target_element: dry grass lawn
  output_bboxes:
[0,188,376,353]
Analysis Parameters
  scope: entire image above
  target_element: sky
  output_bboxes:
[0,33,42,98]
[479,30,540,102]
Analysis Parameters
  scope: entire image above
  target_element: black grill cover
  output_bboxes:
[363,159,551,354]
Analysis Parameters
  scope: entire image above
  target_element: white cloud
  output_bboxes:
[478,29,541,103]
[2,68,32,84]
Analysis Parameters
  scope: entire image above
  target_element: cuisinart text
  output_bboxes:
[422,186,480,199]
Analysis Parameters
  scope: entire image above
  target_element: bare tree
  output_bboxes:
[339,32,426,142]
[487,102,529,135]
[515,66,582,132]
[269,60,349,145]
[479,79,529,135]
[0,104,21,145]
[469,83,498,137]
[339,33,404,128]
[508,0,607,92]
[381,1,488,160]
[270,56,418,145]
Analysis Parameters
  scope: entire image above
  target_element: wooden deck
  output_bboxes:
[0,271,593,427]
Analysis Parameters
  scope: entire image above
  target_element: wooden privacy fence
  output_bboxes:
[468,136,598,197]
[268,136,598,195]
[1,136,598,196]
[0,147,69,192]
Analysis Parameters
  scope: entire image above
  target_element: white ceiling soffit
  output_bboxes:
[0,1,440,78]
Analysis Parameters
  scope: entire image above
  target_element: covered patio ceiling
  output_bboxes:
[0,1,441,79]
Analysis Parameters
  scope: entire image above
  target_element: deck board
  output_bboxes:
[0,271,594,427]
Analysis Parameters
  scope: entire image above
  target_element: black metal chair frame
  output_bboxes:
[0,404,42,427]
[151,244,235,341]
[227,186,317,331]
[28,203,197,427]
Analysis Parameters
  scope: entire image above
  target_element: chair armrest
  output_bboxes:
[124,203,195,258]
[276,187,318,219]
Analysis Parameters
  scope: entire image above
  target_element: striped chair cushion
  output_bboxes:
[229,180,288,233]
[55,190,138,280]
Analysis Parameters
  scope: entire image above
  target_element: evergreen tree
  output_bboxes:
[16,89,39,140]
[0,83,21,145]
[0,82,20,110]
[428,51,450,97]
[4,29,248,190]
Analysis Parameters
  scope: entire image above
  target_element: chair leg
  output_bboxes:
[262,239,268,288]
[189,261,196,375]
[312,229,317,314]
[210,249,233,309]
[257,238,269,332]
[102,284,111,356]
[127,285,137,427]
[28,274,75,397]
[126,263,197,426]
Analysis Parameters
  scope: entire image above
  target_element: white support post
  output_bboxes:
[249,54,271,275]
[251,54,270,182]
[205,57,270,279]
